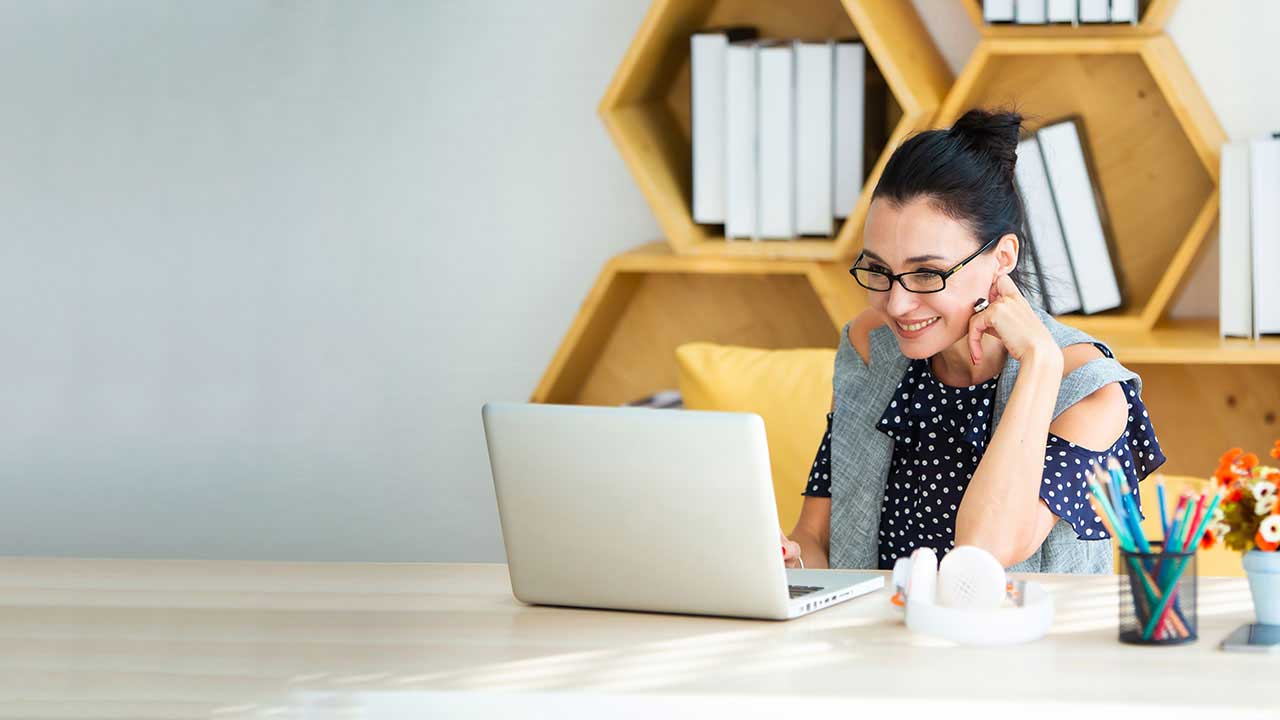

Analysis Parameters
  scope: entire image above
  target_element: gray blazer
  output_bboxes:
[827,308,1138,574]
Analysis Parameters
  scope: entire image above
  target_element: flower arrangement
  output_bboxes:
[1202,441,1280,552]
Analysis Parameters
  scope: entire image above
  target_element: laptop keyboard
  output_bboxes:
[788,584,823,599]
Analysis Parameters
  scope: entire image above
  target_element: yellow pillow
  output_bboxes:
[675,343,836,532]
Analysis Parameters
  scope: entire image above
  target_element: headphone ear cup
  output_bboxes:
[937,545,1006,609]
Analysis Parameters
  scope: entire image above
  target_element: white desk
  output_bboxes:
[0,558,1274,718]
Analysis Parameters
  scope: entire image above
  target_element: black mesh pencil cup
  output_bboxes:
[1118,541,1198,645]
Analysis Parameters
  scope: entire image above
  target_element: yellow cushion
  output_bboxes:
[675,343,835,532]
[1127,474,1243,577]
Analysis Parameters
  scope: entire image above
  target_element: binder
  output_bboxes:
[1047,0,1077,23]
[1219,141,1253,338]
[1251,136,1280,336]
[1017,136,1082,315]
[725,41,758,240]
[1015,0,1047,24]
[1110,0,1139,23]
[758,41,795,239]
[1038,119,1122,314]
[833,41,866,220]
[691,27,756,225]
[1079,0,1110,22]
[984,0,1016,23]
[794,40,834,236]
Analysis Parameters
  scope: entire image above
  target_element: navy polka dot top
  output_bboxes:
[803,343,1165,570]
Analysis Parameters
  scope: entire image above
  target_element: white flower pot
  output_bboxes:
[1242,550,1280,625]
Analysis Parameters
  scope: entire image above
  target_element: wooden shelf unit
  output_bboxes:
[537,0,1279,479]
[599,0,952,261]
[935,35,1226,335]
[960,0,1177,38]
[1094,320,1280,366]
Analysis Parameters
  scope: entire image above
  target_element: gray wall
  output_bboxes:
[2,0,656,561]
[0,1,1269,562]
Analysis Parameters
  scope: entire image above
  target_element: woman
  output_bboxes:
[780,109,1165,573]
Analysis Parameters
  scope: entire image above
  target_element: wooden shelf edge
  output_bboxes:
[1093,320,1280,365]
[983,35,1148,53]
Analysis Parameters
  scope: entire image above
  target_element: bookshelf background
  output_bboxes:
[534,0,1280,477]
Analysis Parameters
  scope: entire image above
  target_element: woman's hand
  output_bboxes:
[780,529,803,568]
[967,273,1058,366]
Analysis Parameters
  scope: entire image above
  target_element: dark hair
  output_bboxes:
[871,108,1039,299]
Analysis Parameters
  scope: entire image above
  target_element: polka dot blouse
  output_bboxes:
[803,343,1166,570]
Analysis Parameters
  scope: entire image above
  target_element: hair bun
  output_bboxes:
[949,109,1023,181]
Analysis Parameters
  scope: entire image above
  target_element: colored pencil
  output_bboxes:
[1184,493,1208,553]
[1085,481,1192,638]
[1141,490,1224,640]
[1087,490,1188,639]
[1156,479,1169,539]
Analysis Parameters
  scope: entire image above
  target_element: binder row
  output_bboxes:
[983,0,1140,25]
[691,28,888,241]
[1017,119,1122,316]
[1219,136,1280,339]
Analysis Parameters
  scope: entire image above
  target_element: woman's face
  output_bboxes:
[859,197,1015,359]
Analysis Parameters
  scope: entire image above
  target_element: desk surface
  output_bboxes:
[0,558,1275,718]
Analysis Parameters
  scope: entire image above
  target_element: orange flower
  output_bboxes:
[1241,453,1260,471]
[1227,486,1245,504]
[1257,530,1280,552]
[1221,448,1245,466]
[1271,439,1280,460]
[1200,528,1217,549]
[1215,465,1238,487]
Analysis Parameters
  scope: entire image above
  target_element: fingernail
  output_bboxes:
[781,546,787,557]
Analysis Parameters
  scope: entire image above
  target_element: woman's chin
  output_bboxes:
[896,341,936,360]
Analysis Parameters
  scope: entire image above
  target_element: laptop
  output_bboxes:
[480,401,884,620]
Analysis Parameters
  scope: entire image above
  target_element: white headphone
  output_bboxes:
[891,545,1054,646]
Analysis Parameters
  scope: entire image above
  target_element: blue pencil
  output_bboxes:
[1094,462,1126,527]
[1108,458,1143,547]
[1156,480,1169,540]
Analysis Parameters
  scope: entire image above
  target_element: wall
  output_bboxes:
[2,1,1268,562]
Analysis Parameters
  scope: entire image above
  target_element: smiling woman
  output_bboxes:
[780,109,1166,575]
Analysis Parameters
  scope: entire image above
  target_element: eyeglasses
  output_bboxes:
[848,235,1002,294]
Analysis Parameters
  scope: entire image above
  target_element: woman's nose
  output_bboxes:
[884,281,918,317]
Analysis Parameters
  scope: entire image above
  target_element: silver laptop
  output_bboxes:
[480,402,884,620]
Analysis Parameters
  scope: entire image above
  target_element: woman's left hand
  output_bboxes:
[967,274,1058,365]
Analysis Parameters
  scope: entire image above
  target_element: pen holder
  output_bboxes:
[1118,541,1197,646]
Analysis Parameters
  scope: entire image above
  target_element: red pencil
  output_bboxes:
[1182,493,1208,553]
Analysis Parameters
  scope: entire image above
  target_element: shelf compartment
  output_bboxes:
[532,242,865,405]
[599,0,952,261]
[937,36,1225,334]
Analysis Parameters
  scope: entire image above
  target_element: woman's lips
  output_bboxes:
[894,316,940,338]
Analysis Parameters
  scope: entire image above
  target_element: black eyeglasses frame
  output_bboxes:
[848,235,1003,294]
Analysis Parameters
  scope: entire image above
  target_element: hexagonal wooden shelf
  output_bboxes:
[935,35,1226,335]
[531,242,866,405]
[960,0,1178,38]
[599,0,952,262]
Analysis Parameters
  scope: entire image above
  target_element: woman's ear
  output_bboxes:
[996,232,1019,275]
